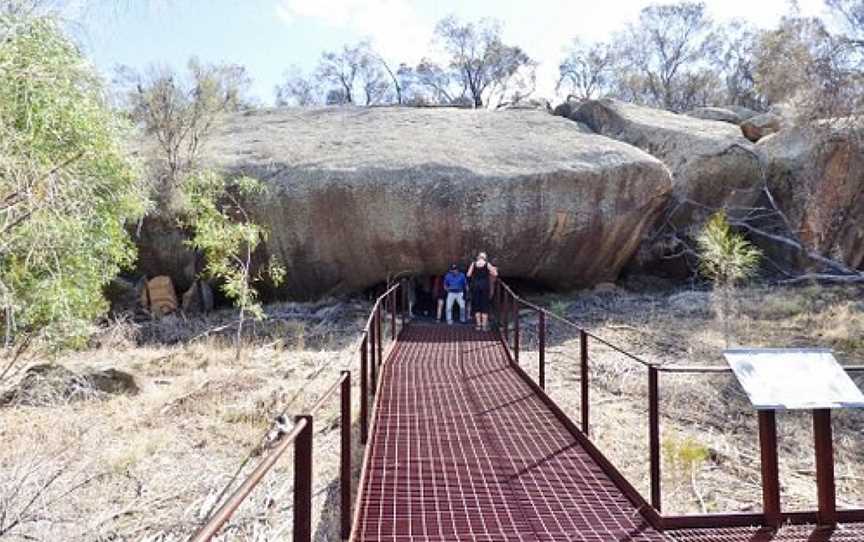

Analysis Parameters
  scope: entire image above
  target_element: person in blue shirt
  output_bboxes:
[443,263,467,324]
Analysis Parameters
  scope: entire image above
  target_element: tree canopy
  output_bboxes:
[0,14,147,351]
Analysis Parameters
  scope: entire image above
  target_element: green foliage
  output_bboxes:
[182,171,284,350]
[697,211,762,286]
[0,15,147,351]
[663,434,710,474]
[549,300,570,318]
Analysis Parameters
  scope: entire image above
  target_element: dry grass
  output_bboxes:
[2,284,863,540]
[0,297,378,541]
[517,282,864,516]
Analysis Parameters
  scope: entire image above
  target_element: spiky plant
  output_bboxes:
[697,211,762,345]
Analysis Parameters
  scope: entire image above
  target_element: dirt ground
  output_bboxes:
[1,283,863,540]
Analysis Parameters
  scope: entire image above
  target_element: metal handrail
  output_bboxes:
[495,280,864,531]
[308,371,349,416]
[189,419,308,542]
[189,282,404,542]
[499,282,864,374]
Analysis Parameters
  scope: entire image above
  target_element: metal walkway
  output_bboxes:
[352,324,864,542]
[354,324,663,541]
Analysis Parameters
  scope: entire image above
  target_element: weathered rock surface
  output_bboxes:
[186,107,674,297]
[573,99,764,273]
[741,112,783,142]
[553,99,583,119]
[0,364,139,407]
[574,99,763,223]
[758,123,864,270]
[724,105,759,122]
[686,106,745,124]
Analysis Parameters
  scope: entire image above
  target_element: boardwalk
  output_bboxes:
[354,324,663,541]
[352,323,864,542]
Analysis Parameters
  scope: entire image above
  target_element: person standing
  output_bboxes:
[443,263,467,324]
[432,273,445,322]
[467,252,498,331]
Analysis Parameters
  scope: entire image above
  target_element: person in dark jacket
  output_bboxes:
[467,252,498,331]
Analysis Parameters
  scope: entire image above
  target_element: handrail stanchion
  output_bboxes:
[538,311,546,390]
[580,329,589,435]
[391,289,397,340]
[340,371,352,540]
[294,415,313,542]
[503,291,510,345]
[360,337,368,444]
[648,366,661,511]
[513,298,520,363]
[376,304,383,368]
[370,316,377,396]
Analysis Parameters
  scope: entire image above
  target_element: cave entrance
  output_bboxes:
[395,274,550,325]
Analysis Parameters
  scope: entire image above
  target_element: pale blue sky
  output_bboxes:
[70,0,828,105]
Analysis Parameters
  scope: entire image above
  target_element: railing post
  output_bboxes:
[513,298,520,363]
[376,304,383,368]
[399,286,408,329]
[503,292,510,345]
[370,318,377,396]
[580,329,589,435]
[758,410,781,528]
[360,337,368,444]
[538,311,546,390]
[648,366,661,511]
[294,415,313,542]
[391,290,396,341]
[813,408,837,527]
[340,372,351,540]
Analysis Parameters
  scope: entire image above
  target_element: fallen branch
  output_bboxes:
[779,273,864,285]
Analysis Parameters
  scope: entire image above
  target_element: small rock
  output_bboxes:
[593,282,619,294]
[181,279,214,314]
[741,112,782,142]
[0,364,138,407]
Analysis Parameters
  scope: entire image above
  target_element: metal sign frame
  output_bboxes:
[724,348,864,411]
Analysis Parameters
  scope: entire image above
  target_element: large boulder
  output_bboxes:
[167,107,674,298]
[758,123,864,270]
[573,100,764,271]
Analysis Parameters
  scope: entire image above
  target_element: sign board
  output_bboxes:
[723,348,864,411]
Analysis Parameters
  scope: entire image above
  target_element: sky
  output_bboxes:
[69,0,829,106]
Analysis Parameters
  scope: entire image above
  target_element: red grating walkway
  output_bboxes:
[354,324,664,541]
[352,324,864,542]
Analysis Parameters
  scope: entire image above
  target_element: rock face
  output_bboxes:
[189,107,673,298]
[758,124,864,270]
[573,99,764,273]
[741,112,783,142]
[686,106,745,124]
[574,99,763,225]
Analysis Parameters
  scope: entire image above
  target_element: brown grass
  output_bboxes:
[517,282,864,515]
[1,284,863,539]
[0,298,376,541]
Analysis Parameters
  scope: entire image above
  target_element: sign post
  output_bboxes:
[724,348,864,529]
